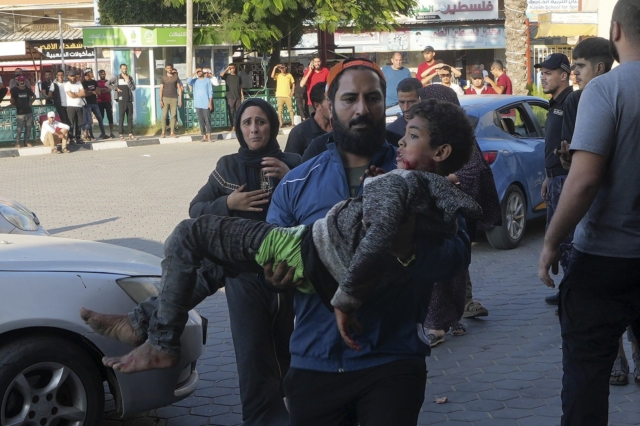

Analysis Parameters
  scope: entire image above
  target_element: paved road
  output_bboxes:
[1,140,638,426]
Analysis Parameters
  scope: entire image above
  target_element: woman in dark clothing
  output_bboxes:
[418,85,501,347]
[82,98,301,426]
[190,98,301,426]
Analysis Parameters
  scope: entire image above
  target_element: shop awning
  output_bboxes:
[535,12,598,38]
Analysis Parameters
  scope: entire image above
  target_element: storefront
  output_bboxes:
[83,25,233,127]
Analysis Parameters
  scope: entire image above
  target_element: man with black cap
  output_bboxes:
[417,46,437,85]
[465,69,496,95]
[535,53,574,301]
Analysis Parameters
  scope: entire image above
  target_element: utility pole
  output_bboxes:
[58,12,65,71]
[186,0,193,77]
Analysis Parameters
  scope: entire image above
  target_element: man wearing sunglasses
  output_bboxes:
[435,66,464,96]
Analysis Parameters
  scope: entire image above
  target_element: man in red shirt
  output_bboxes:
[485,60,512,94]
[97,69,115,138]
[465,69,497,95]
[417,46,436,85]
[299,55,329,114]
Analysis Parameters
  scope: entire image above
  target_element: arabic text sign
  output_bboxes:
[334,31,410,52]
[35,40,95,60]
[84,27,188,47]
[407,0,498,22]
[409,26,506,50]
[527,0,578,12]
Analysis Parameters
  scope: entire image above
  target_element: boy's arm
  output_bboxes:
[331,174,411,313]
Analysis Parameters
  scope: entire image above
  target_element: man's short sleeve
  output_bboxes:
[570,81,615,157]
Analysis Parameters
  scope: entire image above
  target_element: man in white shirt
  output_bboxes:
[435,66,464,96]
[64,70,87,143]
[41,111,70,154]
[48,70,70,127]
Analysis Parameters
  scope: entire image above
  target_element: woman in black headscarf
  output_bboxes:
[418,85,501,347]
[188,98,301,424]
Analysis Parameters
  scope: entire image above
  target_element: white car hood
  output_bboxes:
[0,234,162,276]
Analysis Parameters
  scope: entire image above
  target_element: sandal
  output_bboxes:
[128,134,137,140]
[26,143,32,147]
[450,322,467,336]
[161,132,166,138]
[62,148,71,153]
[610,356,629,386]
[51,148,60,154]
[426,333,445,347]
[633,352,640,384]
[120,134,125,141]
[463,300,489,318]
[170,133,177,137]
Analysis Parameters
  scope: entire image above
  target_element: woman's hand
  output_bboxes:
[226,184,270,212]
[262,157,290,180]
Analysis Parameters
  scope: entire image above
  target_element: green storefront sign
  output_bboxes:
[84,27,188,47]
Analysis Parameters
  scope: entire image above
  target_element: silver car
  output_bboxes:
[0,196,48,236]
[0,232,205,425]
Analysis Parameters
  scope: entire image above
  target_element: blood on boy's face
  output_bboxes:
[397,116,439,173]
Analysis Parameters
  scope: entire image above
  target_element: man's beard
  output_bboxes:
[332,109,386,157]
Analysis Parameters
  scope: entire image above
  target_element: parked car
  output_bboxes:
[0,196,48,235]
[0,233,206,426]
[387,95,548,249]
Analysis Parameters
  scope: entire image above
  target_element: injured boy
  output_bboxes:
[81,99,481,372]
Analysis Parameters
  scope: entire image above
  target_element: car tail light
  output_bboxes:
[483,151,498,165]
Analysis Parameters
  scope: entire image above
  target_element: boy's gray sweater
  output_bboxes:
[312,169,482,313]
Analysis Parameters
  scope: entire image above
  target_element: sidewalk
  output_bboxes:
[0,128,293,158]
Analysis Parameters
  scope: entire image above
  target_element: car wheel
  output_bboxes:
[0,335,104,426]
[486,185,527,250]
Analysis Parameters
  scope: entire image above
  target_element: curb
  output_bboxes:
[0,128,292,158]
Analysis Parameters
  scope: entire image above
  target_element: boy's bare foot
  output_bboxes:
[102,342,179,373]
[80,307,144,346]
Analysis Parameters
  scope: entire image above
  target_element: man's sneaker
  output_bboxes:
[98,134,108,140]
[545,292,560,306]
[110,134,116,139]
[463,300,489,318]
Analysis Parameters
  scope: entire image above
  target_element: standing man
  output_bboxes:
[271,63,295,128]
[81,69,107,140]
[285,82,331,156]
[238,65,254,91]
[39,71,53,104]
[97,69,115,139]
[417,46,437,85]
[544,39,613,308]
[539,1,640,423]
[465,69,496,95]
[299,56,329,115]
[268,57,470,425]
[108,64,136,140]
[49,70,70,128]
[9,68,31,90]
[435,66,464,96]
[382,52,412,106]
[219,63,243,131]
[160,63,182,138]
[485,60,513,94]
[187,68,213,141]
[386,77,422,146]
[64,70,87,144]
[535,53,574,306]
[292,63,307,120]
[10,76,36,148]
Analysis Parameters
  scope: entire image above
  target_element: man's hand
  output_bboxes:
[334,308,362,351]
[160,100,164,108]
[484,76,493,84]
[555,141,572,171]
[264,261,304,289]
[541,176,549,200]
[539,242,561,288]
[226,184,270,212]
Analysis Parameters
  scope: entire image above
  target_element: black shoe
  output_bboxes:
[545,292,560,306]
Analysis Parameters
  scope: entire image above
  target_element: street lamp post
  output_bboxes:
[58,12,65,71]
[186,0,193,77]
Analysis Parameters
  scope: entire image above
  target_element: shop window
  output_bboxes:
[135,49,151,85]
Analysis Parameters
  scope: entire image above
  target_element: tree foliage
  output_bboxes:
[98,0,417,52]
